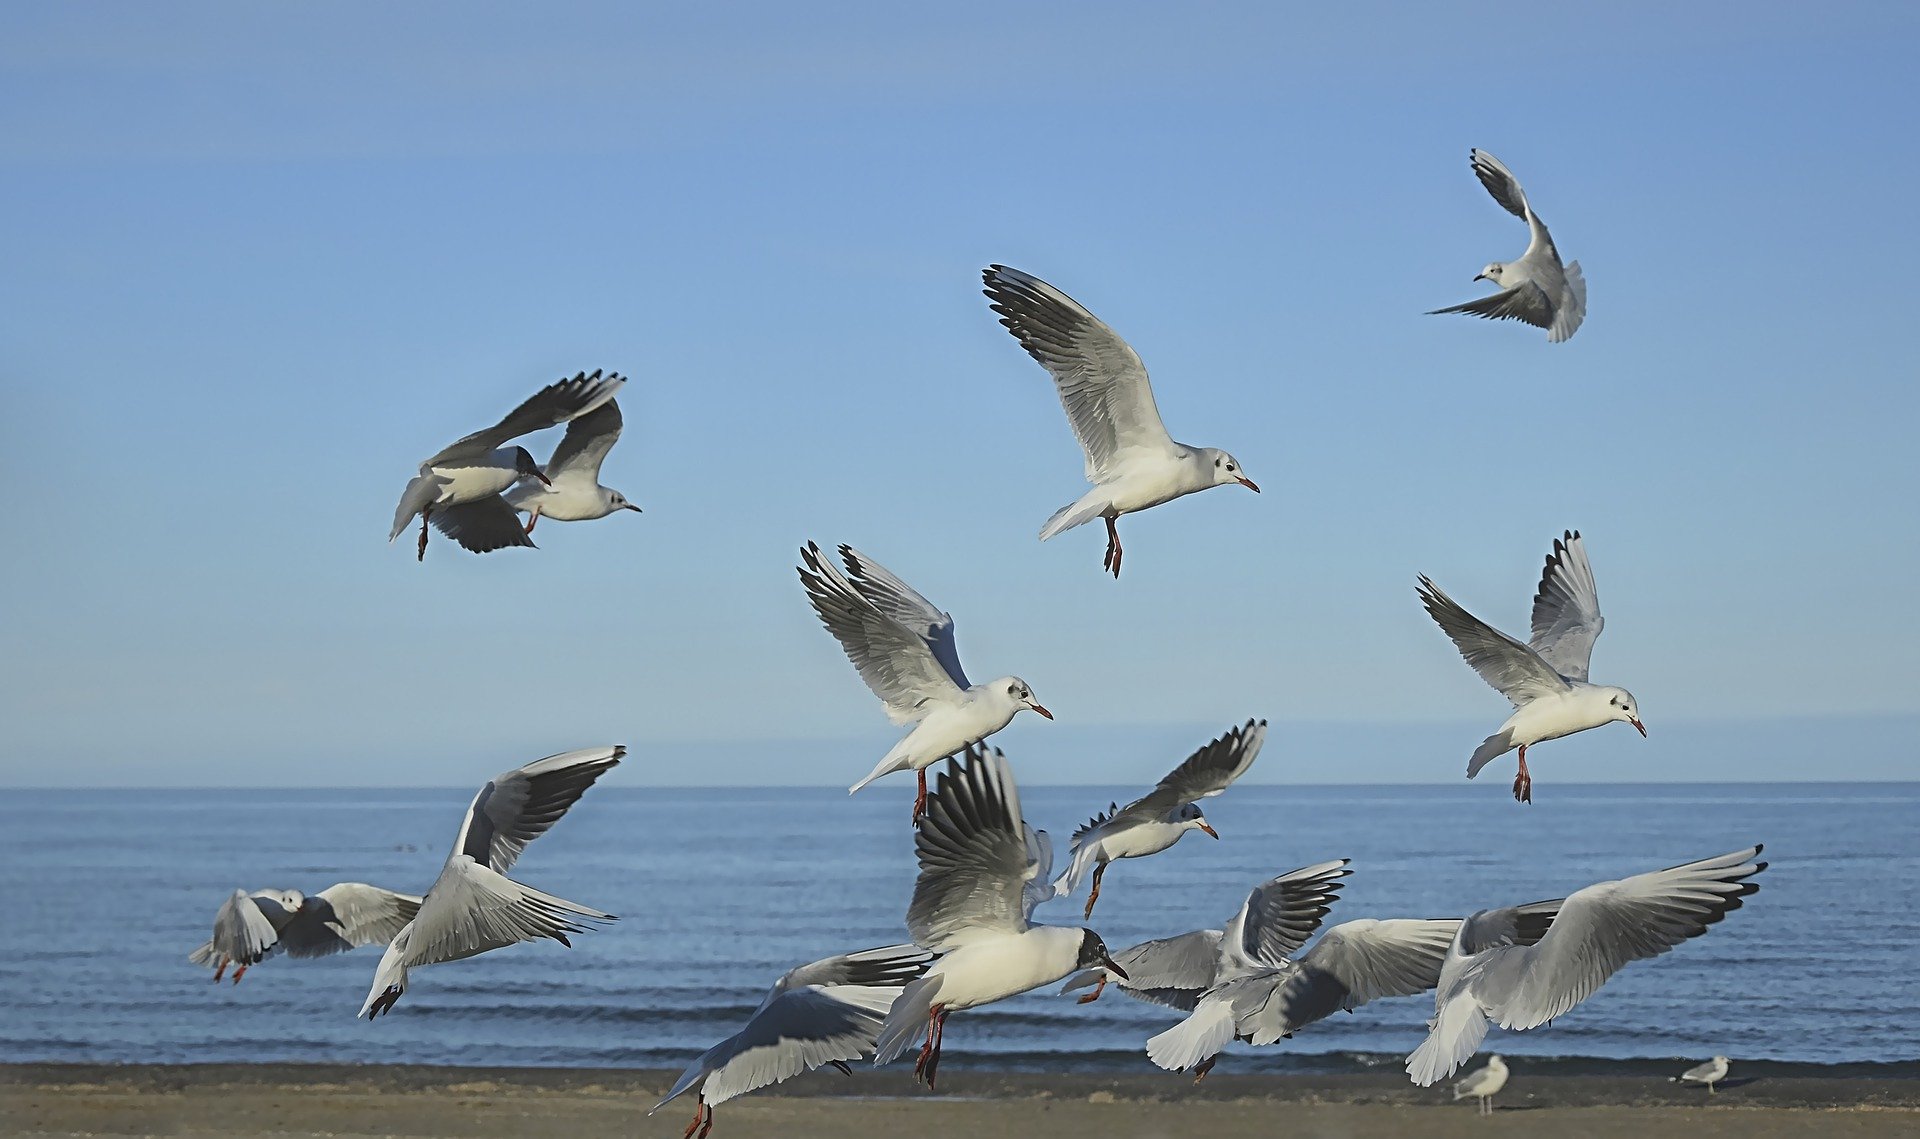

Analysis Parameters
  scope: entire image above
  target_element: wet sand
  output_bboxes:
[4,1063,1917,1138]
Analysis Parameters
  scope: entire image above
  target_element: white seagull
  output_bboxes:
[188,883,421,983]
[872,747,1127,1088]
[982,265,1260,578]
[504,398,642,535]
[359,746,623,1018]
[1418,530,1644,803]
[1127,862,1461,1080]
[798,542,1051,823]
[652,944,935,1139]
[1452,1055,1510,1115]
[1053,719,1266,917]
[1429,149,1587,342]
[1676,1055,1732,1094]
[389,369,624,560]
[1406,845,1767,1086]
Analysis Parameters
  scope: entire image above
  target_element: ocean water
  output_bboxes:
[2,782,1915,1074]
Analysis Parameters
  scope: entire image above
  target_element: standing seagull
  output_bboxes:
[504,399,642,535]
[1429,149,1587,342]
[389,370,624,560]
[1417,530,1644,803]
[1405,845,1767,1086]
[982,265,1259,578]
[798,542,1051,823]
[1054,719,1266,917]
[1452,1055,1510,1115]
[359,746,623,1018]
[652,944,934,1139]
[1675,1055,1732,1094]
[873,747,1128,1088]
[189,884,421,983]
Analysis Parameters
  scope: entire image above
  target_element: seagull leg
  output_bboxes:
[231,964,248,984]
[913,769,928,827]
[1076,976,1109,1005]
[1512,745,1532,804]
[524,507,540,536]
[924,1005,949,1089]
[417,507,431,562]
[698,1106,713,1139]
[1102,515,1123,578]
[1192,1055,1218,1083]
[1083,863,1106,919]
[681,1100,709,1139]
[914,1007,939,1082]
[212,957,227,983]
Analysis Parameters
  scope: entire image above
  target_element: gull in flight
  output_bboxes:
[1452,1055,1510,1115]
[1675,1055,1732,1094]
[359,746,623,1018]
[1417,530,1644,803]
[188,883,421,983]
[1405,845,1767,1086]
[653,944,934,1139]
[1053,719,1266,917]
[982,265,1259,578]
[504,398,642,535]
[1109,862,1459,1080]
[873,747,1127,1088]
[798,542,1050,823]
[1429,149,1587,342]
[389,370,624,560]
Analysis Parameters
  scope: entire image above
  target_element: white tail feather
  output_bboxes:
[357,929,411,1019]
[1145,998,1237,1072]
[872,974,942,1065]
[1038,493,1109,541]
[1406,993,1490,1087]
[1466,730,1514,779]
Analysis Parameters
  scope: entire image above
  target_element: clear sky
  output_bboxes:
[3,3,1916,788]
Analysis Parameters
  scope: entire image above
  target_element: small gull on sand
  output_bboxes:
[1429,149,1586,342]
[1418,530,1644,803]
[1053,719,1266,917]
[1676,1055,1732,1093]
[1452,1055,1510,1115]
[982,265,1259,578]
[798,542,1050,823]
[188,884,420,983]
[504,398,642,535]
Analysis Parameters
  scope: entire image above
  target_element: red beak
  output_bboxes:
[1029,703,1054,720]
[1631,718,1647,737]
[1198,822,1219,840]
[1236,476,1260,493]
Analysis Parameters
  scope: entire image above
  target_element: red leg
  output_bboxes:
[924,1006,948,1089]
[681,1100,708,1139]
[231,963,248,984]
[914,1007,938,1081]
[523,508,539,536]
[912,769,928,827]
[1083,862,1106,919]
[212,957,227,983]
[416,507,431,562]
[1512,745,1532,804]
[1102,515,1123,578]
[1193,1055,1218,1083]
[1076,975,1109,1005]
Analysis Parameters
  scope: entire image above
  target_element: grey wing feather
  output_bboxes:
[1078,929,1223,1011]
[389,473,446,542]
[453,746,625,874]
[1417,576,1572,705]
[1222,859,1350,971]
[839,544,970,689]
[1257,918,1463,1039]
[1457,899,1566,955]
[1428,282,1556,331]
[1127,719,1267,821]
[1470,149,1530,220]
[430,496,537,554]
[798,542,966,724]
[424,370,625,466]
[542,399,624,485]
[1529,530,1604,681]
[278,883,424,958]
[194,889,281,967]
[405,857,614,967]
[906,747,1030,951]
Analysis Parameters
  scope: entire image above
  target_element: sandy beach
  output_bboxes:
[5,1063,1917,1139]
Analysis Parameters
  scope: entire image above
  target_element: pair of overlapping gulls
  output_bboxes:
[390,369,640,560]
[188,883,420,983]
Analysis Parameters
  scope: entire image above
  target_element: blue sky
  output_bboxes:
[3,3,1916,788]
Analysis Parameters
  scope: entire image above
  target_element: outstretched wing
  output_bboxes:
[452,746,626,874]
[839,544,970,689]
[1471,148,1560,262]
[1417,576,1572,704]
[1529,530,1604,681]
[425,370,625,466]
[542,399,625,486]
[1062,928,1224,1012]
[906,747,1031,951]
[278,883,424,958]
[1219,859,1350,972]
[798,542,967,724]
[1125,719,1267,822]
[1428,283,1555,331]
[430,496,537,553]
[1247,918,1462,1042]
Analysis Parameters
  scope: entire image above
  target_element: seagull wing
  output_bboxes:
[401,856,614,968]
[429,496,537,553]
[1417,576,1572,705]
[1124,719,1268,822]
[425,370,625,466]
[278,883,424,958]
[798,542,967,724]
[1428,282,1556,331]
[1470,149,1531,221]
[839,544,970,689]
[1528,530,1605,681]
[983,264,1180,481]
[191,889,282,967]
[906,747,1031,951]
[1219,859,1350,973]
[541,399,625,487]
[1063,928,1224,1012]
[451,746,626,875]
[1247,918,1463,1042]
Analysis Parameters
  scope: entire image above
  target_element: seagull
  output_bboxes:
[188,883,421,983]
[797,542,1051,823]
[1405,845,1767,1086]
[1428,149,1587,342]
[652,944,934,1139]
[1053,719,1266,917]
[1417,530,1644,803]
[389,370,625,560]
[1130,862,1461,1080]
[1452,1055,1510,1115]
[359,746,623,1018]
[1675,1055,1731,1094]
[503,398,642,535]
[982,265,1259,578]
[872,746,1127,1088]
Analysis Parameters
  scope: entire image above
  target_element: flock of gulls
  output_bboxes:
[194,151,1766,1135]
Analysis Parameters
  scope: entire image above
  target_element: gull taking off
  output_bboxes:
[188,884,420,983]
[1418,530,1644,802]
[1676,1055,1731,1093]
[1429,149,1587,342]
[389,370,624,560]
[1054,719,1266,917]
[654,944,934,1139]
[798,542,1050,823]
[359,746,623,1018]
[982,265,1259,578]
[1406,846,1767,1086]
[504,398,641,535]
[873,747,1127,1088]
[1452,1055,1510,1115]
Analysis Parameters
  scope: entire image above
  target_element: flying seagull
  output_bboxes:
[1417,530,1643,802]
[188,883,420,983]
[389,370,624,560]
[798,542,1050,823]
[983,265,1259,578]
[504,398,642,535]
[1429,149,1587,342]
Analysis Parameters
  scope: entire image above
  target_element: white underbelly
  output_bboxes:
[432,465,519,504]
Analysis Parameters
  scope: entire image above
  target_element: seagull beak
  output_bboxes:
[1029,703,1054,720]
[534,471,553,488]
[1101,955,1129,981]
[1473,273,1488,282]
[1631,718,1647,737]
[1198,822,1219,840]
[1236,476,1260,493]
[623,503,643,513]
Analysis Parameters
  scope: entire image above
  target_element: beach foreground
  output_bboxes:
[4,1064,1918,1139]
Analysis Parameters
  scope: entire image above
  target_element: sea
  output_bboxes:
[2,783,1916,1076]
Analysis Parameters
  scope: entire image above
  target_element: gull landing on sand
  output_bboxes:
[1428,149,1586,342]
[982,265,1259,578]
[1417,530,1644,802]
[797,542,1050,824]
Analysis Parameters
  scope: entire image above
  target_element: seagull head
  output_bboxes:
[1002,677,1052,720]
[512,446,552,487]
[1203,448,1260,493]
[1174,802,1218,838]
[606,489,643,514]
[1474,262,1506,284]
[1075,929,1129,980]
[1604,688,1646,736]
